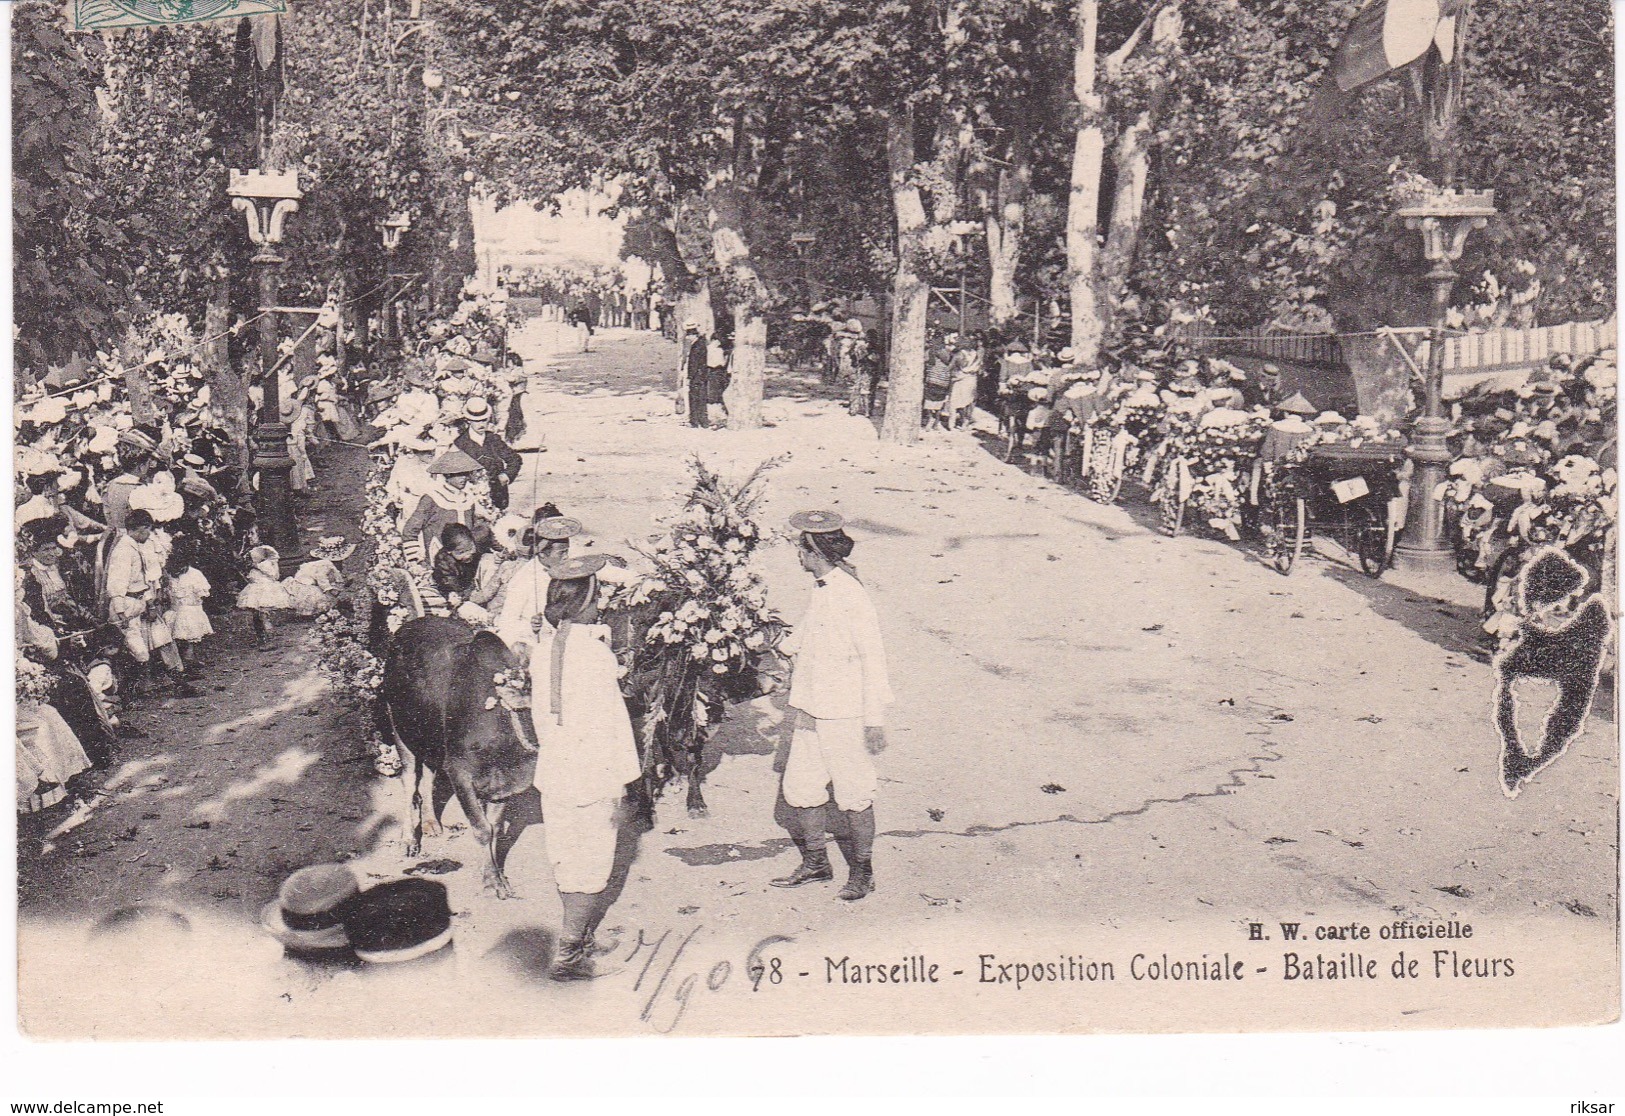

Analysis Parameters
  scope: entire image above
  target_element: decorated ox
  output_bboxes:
[378,616,537,897]
[379,604,787,894]
[606,601,788,821]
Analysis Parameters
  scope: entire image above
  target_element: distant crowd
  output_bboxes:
[501,266,665,335]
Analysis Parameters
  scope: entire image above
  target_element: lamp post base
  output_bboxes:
[1391,541,1458,573]
[1393,416,1454,573]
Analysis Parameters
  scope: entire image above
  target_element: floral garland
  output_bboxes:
[311,606,398,776]
[312,607,385,705]
[361,466,422,633]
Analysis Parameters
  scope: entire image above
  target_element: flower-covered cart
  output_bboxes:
[1148,408,1271,540]
[1262,437,1407,577]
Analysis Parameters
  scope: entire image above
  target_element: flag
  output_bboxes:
[72,0,286,32]
[1326,0,1466,93]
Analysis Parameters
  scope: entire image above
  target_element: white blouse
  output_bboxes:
[784,567,894,726]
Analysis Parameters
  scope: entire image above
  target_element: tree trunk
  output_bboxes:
[451,186,478,298]
[674,284,715,339]
[1099,115,1149,332]
[1100,3,1182,336]
[117,328,159,426]
[881,109,930,446]
[1067,0,1105,364]
[338,266,362,381]
[707,172,768,430]
[203,271,251,475]
[985,126,1032,328]
[725,306,767,430]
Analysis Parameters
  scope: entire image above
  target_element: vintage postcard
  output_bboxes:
[9,0,1619,1042]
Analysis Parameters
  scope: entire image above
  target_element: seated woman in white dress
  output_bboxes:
[283,536,356,617]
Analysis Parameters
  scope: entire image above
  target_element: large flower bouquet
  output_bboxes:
[603,457,789,818]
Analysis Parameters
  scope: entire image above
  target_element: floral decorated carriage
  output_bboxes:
[1262,439,1407,577]
[1147,407,1271,540]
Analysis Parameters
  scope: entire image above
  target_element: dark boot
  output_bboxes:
[552,891,602,981]
[836,807,876,901]
[771,805,834,887]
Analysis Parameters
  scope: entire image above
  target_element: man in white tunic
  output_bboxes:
[771,510,893,901]
[496,515,633,654]
[527,555,641,980]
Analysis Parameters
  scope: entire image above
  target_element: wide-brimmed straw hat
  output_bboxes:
[118,425,161,457]
[789,509,845,534]
[260,864,360,952]
[533,516,583,541]
[549,553,610,581]
[311,535,357,563]
[1274,392,1317,416]
[339,878,453,964]
[180,469,218,500]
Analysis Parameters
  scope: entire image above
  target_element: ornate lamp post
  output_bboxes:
[789,230,816,303]
[378,211,412,344]
[228,167,304,569]
[379,210,412,251]
[1392,186,1496,571]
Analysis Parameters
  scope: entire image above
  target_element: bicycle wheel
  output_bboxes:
[1271,496,1306,574]
[1046,429,1067,481]
[1356,512,1392,578]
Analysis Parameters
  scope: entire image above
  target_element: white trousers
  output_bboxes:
[782,712,876,812]
[545,796,620,894]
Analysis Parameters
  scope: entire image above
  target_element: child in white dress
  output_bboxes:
[237,545,289,645]
[165,545,214,665]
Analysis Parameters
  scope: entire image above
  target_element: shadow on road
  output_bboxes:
[1320,563,1491,661]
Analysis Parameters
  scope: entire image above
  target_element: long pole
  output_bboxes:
[1392,255,1458,569]
[958,255,968,338]
[253,248,301,569]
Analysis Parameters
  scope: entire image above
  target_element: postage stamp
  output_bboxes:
[71,0,286,32]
